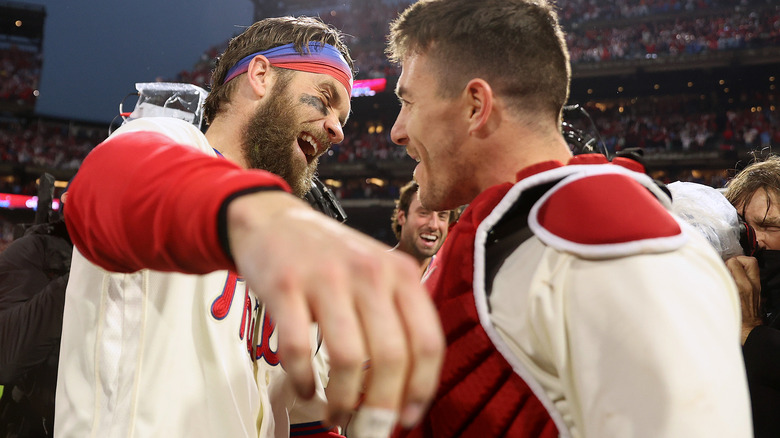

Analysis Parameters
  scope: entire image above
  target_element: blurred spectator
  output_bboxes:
[0,188,71,438]
[0,46,41,108]
[389,181,456,278]
[566,10,780,64]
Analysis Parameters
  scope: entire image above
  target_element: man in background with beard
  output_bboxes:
[390,181,456,279]
[55,17,443,438]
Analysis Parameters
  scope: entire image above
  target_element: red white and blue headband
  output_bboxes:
[222,42,353,96]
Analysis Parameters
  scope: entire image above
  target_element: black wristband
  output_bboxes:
[217,186,284,261]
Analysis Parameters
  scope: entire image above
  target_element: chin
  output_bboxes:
[419,191,451,212]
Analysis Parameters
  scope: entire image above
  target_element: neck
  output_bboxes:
[205,114,250,169]
[473,124,572,189]
[391,244,432,279]
[417,256,432,278]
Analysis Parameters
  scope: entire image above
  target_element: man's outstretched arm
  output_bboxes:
[66,129,445,434]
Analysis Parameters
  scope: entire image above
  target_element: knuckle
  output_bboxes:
[353,255,383,280]
[415,332,445,360]
[328,348,364,371]
[267,265,299,292]
[372,344,408,370]
[328,394,354,414]
[282,339,311,361]
[317,263,349,288]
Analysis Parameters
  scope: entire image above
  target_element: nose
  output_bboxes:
[756,231,768,250]
[391,110,408,146]
[324,115,344,144]
[429,213,444,230]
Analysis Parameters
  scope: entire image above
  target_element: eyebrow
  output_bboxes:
[760,216,780,227]
[748,211,780,228]
[299,82,350,127]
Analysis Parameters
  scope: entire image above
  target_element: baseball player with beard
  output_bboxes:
[55,17,443,438]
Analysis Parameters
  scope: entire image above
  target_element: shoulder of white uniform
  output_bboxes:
[526,163,688,259]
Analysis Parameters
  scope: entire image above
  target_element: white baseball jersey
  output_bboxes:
[412,158,753,437]
[55,118,334,437]
[478,163,753,437]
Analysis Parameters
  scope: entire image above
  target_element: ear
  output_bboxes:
[246,55,272,98]
[464,78,494,137]
[397,209,408,227]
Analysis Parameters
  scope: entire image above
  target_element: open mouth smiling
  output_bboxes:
[298,132,322,164]
[421,233,438,242]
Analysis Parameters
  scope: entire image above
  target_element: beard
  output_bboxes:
[241,75,319,198]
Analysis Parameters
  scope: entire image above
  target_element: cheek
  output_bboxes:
[768,234,780,250]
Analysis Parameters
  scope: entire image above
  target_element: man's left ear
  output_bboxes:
[246,55,272,98]
[397,209,407,227]
[464,78,494,136]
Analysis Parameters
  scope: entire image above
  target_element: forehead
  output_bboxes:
[743,189,780,216]
[408,195,426,212]
[396,53,435,99]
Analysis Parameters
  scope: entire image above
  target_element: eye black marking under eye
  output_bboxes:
[301,94,328,116]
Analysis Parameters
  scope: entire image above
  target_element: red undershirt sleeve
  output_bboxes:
[64,130,291,274]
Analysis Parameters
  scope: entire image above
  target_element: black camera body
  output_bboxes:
[739,219,759,257]
[304,177,347,223]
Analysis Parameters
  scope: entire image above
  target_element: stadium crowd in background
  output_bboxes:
[168,0,779,88]
[0,0,775,202]
[566,9,780,63]
[0,45,41,108]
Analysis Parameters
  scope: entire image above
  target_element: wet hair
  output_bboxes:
[725,156,780,219]
[204,16,355,124]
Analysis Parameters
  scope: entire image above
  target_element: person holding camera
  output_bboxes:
[724,156,780,438]
[0,184,71,438]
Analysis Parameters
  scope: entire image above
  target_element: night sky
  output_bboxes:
[15,0,255,123]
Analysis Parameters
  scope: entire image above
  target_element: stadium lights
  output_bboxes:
[34,178,69,189]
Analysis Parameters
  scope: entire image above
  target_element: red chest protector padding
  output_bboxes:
[394,183,558,438]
